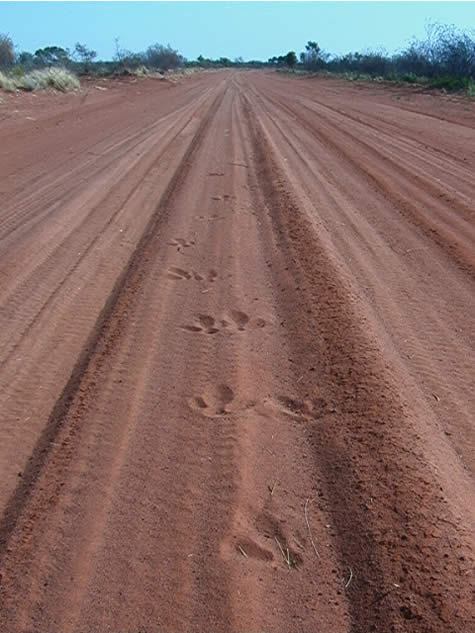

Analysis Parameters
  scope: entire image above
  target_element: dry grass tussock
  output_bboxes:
[0,71,16,92]
[0,68,80,93]
[131,66,199,78]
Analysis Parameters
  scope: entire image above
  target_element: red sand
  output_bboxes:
[0,71,473,632]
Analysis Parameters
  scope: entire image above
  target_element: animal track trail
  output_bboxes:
[167,267,218,282]
[181,310,268,335]
[167,237,195,251]
[189,384,236,418]
[234,537,274,562]
[229,310,249,331]
[188,386,258,420]
[255,508,304,569]
[259,395,334,421]
[167,267,192,281]
[182,314,220,334]
[222,506,304,569]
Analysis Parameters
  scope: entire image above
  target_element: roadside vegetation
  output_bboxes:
[0,68,80,92]
[1,22,474,95]
[269,23,475,95]
[0,36,80,92]
[0,36,190,92]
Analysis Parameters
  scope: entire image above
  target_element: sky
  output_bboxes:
[1,1,474,62]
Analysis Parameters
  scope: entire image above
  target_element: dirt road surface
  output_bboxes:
[0,71,474,632]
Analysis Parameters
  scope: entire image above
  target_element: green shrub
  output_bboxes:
[11,66,25,79]
[401,73,419,84]
[429,76,471,91]
[0,34,15,70]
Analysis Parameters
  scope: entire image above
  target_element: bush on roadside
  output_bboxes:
[20,67,80,91]
[74,42,97,74]
[292,23,475,94]
[0,68,80,93]
[134,65,149,77]
[0,71,16,91]
[145,43,184,70]
[428,75,473,92]
[0,34,15,70]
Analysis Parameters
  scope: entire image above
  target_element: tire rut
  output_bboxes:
[0,88,225,564]
[242,88,475,633]
[0,71,473,633]
[0,91,219,373]
[252,85,475,279]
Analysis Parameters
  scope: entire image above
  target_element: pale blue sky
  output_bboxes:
[1,2,474,61]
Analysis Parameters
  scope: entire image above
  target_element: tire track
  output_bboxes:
[0,81,221,267]
[0,71,473,633]
[250,81,475,278]
[241,85,475,633]
[241,74,475,473]
[0,88,225,565]
[0,85,221,372]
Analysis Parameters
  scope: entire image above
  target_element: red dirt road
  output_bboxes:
[0,71,474,632]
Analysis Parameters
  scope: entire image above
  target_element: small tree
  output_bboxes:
[113,37,128,68]
[74,42,97,73]
[285,51,298,69]
[17,51,35,70]
[0,34,15,70]
[301,41,328,70]
[432,23,475,78]
[145,44,183,70]
[34,46,71,67]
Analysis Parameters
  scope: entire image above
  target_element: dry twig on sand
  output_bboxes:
[345,567,353,588]
[275,536,291,569]
[304,497,320,559]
